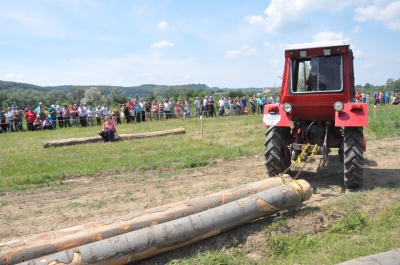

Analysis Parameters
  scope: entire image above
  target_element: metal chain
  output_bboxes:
[293,144,318,180]
[276,143,318,180]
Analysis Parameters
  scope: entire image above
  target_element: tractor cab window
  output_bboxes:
[291,55,343,93]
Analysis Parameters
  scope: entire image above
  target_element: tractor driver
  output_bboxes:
[307,56,340,91]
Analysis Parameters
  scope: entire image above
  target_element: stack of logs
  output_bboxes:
[0,176,312,265]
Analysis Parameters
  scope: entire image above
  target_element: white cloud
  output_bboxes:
[225,45,256,58]
[313,31,344,42]
[4,72,23,79]
[117,77,126,83]
[225,50,241,58]
[157,21,169,29]
[262,41,272,49]
[141,71,156,81]
[354,1,400,31]
[353,49,363,58]
[246,15,267,26]
[352,25,360,33]
[247,0,356,34]
[151,41,174,49]
[363,63,373,69]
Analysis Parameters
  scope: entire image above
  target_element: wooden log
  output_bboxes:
[42,128,186,148]
[0,176,291,265]
[18,179,311,265]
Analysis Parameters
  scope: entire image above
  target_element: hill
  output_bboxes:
[0,80,264,99]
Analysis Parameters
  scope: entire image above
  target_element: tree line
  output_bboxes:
[1,76,398,110]
[0,82,263,110]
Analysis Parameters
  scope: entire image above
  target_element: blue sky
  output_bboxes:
[0,0,399,88]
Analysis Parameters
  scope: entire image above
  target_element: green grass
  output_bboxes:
[366,104,400,138]
[0,115,263,192]
[171,191,400,265]
[1,104,397,192]
[1,104,400,264]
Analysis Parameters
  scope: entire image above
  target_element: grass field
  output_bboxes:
[1,104,399,264]
[0,114,263,192]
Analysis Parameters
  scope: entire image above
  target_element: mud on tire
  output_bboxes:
[344,127,364,188]
[264,126,290,177]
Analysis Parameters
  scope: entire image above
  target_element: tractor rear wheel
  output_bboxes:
[343,127,364,188]
[264,126,290,177]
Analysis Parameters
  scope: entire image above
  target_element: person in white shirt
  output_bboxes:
[164,99,171,119]
[78,104,88,127]
[194,97,201,117]
[202,96,208,117]
[218,96,226,116]
[100,104,109,118]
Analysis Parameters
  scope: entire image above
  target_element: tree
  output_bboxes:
[146,90,155,102]
[108,87,127,105]
[386,78,394,88]
[81,87,103,106]
[44,90,67,106]
[229,89,243,99]
[67,87,85,104]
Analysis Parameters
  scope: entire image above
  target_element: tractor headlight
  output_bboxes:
[333,101,344,112]
[283,103,292,113]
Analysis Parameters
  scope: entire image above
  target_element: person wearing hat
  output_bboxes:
[48,104,57,130]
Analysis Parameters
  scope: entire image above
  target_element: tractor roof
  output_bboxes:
[288,40,349,50]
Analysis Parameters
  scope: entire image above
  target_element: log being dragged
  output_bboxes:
[0,176,291,265]
[43,127,186,148]
[19,179,311,265]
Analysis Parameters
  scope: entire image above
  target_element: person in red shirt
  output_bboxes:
[25,108,37,131]
[100,115,116,144]
[69,104,78,126]
[355,91,362,103]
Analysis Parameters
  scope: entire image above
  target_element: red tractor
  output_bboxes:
[263,41,368,188]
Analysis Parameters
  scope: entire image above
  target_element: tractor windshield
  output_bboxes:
[290,55,343,93]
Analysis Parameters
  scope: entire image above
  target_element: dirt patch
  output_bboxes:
[1,138,399,264]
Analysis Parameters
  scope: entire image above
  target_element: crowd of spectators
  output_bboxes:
[355,90,399,105]
[0,94,278,133]
[2,89,398,134]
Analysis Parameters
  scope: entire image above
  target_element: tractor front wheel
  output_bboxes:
[264,126,290,177]
[343,127,364,188]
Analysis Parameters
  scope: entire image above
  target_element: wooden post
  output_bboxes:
[200,115,203,139]
[374,105,376,120]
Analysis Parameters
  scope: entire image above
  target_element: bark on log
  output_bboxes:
[18,179,311,265]
[0,176,291,265]
[43,128,186,148]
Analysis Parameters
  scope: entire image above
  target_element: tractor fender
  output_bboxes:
[335,103,368,127]
[262,104,291,127]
